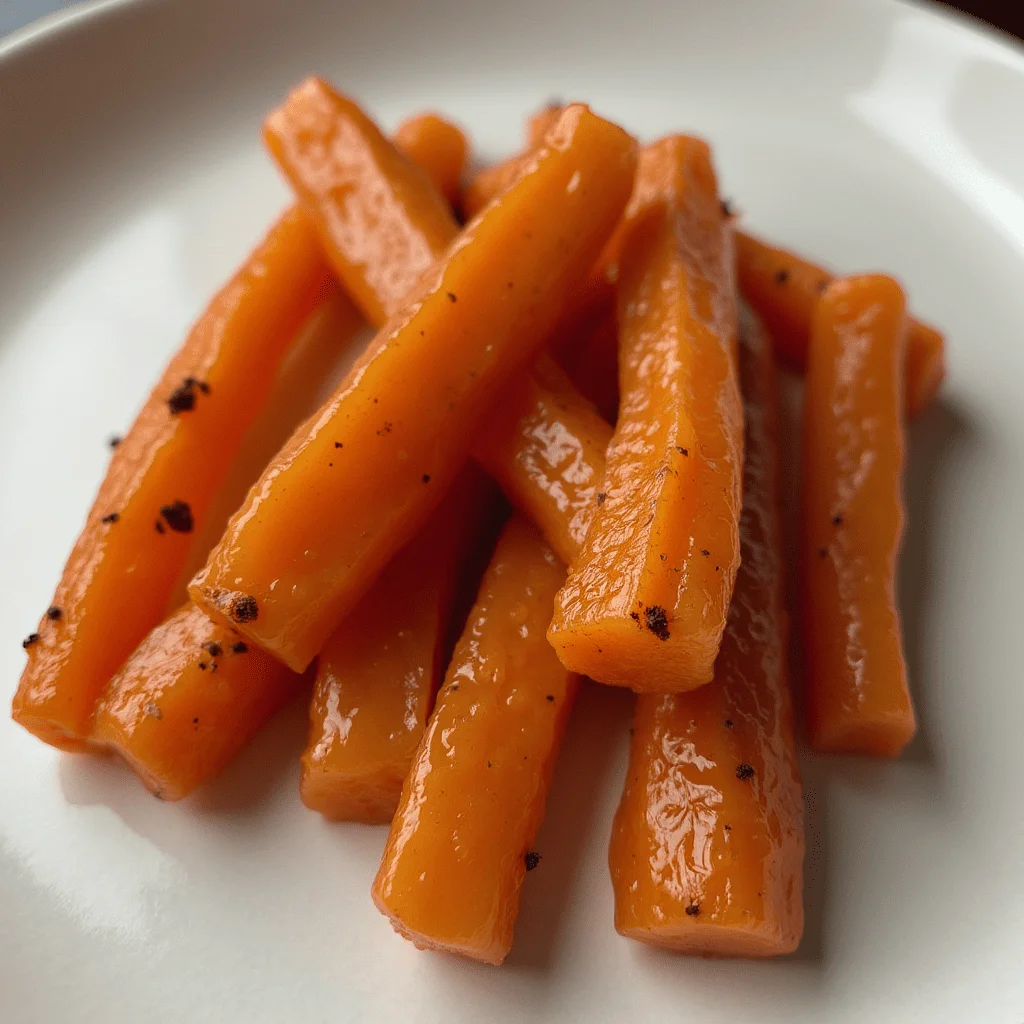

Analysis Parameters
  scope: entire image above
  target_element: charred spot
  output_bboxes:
[101,512,120,524]
[231,641,248,654]
[45,606,62,621]
[204,642,223,658]
[685,903,701,917]
[230,595,259,623]
[735,763,755,781]
[22,633,40,649]
[159,500,193,533]
[644,605,670,641]
[524,851,541,871]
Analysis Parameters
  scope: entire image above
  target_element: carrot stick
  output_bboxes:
[393,112,468,210]
[12,208,334,751]
[549,137,744,694]
[526,103,565,149]
[372,515,579,965]
[801,275,915,756]
[300,467,497,823]
[609,306,804,955]
[735,230,944,419]
[192,100,636,671]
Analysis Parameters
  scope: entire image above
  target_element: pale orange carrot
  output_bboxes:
[394,112,468,209]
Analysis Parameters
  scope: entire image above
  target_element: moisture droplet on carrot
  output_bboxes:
[372,516,580,965]
[801,274,916,757]
[609,306,804,955]
[549,137,744,694]
[191,100,637,672]
[735,229,944,419]
[12,207,334,751]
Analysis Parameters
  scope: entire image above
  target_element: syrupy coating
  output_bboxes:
[393,112,469,210]
[549,137,744,694]
[372,516,579,965]
[608,306,804,955]
[801,275,915,756]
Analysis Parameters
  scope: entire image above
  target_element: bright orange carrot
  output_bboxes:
[735,230,944,419]
[192,103,636,671]
[526,103,564,149]
[609,306,804,955]
[263,79,457,329]
[301,468,496,823]
[549,137,743,694]
[801,275,915,756]
[91,605,298,800]
[373,516,579,965]
[393,112,468,210]
[12,208,334,751]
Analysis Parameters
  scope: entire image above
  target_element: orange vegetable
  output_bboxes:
[91,604,298,800]
[474,354,611,566]
[300,468,496,823]
[192,102,636,671]
[263,79,457,330]
[393,112,468,210]
[526,103,564,149]
[735,230,944,419]
[549,137,743,694]
[609,306,804,955]
[801,275,915,756]
[12,208,334,751]
[372,516,579,965]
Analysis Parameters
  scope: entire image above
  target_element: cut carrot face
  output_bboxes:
[91,604,298,801]
[372,516,580,966]
[735,230,944,419]
[394,112,468,210]
[609,306,804,956]
[801,275,915,756]
[474,354,611,566]
[549,137,744,694]
[192,103,637,671]
[300,468,496,823]
[12,207,333,751]
[263,78,458,329]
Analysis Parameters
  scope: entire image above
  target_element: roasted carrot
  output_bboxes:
[801,275,915,756]
[372,515,579,965]
[549,137,743,694]
[526,103,565,149]
[393,112,468,210]
[300,468,496,823]
[192,103,636,671]
[609,306,804,955]
[12,208,334,751]
[91,604,298,800]
[735,230,944,419]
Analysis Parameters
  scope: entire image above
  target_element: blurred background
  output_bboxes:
[2,0,1023,41]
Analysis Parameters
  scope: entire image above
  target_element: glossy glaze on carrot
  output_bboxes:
[393,112,468,210]
[300,469,496,823]
[192,103,637,671]
[550,137,743,694]
[735,230,944,419]
[12,208,333,750]
[609,306,804,955]
[801,275,915,756]
[373,516,580,965]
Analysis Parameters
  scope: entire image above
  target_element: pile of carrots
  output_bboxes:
[13,80,943,965]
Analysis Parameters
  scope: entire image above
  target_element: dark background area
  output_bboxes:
[942,1,1024,38]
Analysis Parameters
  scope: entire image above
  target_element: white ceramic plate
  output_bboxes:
[2,0,1024,1020]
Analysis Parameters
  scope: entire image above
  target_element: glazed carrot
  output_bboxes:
[192,103,636,671]
[393,112,468,209]
[609,306,804,955]
[801,275,915,756]
[474,355,611,566]
[91,605,298,800]
[12,208,334,751]
[526,103,564,149]
[263,79,458,329]
[301,468,496,823]
[735,230,944,419]
[372,516,579,965]
[549,137,743,694]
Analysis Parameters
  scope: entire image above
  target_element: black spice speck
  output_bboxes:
[775,269,790,285]
[546,694,555,703]
[155,520,165,534]
[159,500,194,533]
[22,633,40,649]
[659,553,666,561]
[677,446,689,456]
[724,824,732,832]
[192,717,199,725]
[832,514,844,526]
[334,441,343,449]
[46,606,62,621]
[724,719,734,729]
[446,292,457,303]
[108,435,122,449]
[101,512,120,524]
[198,661,208,671]
[644,605,670,641]
[685,904,701,917]
[422,474,431,484]
[736,763,755,781]
[629,611,640,624]
[167,377,210,415]
[231,641,248,654]
[596,492,607,505]
[524,851,541,871]
[701,548,710,557]
[204,642,223,658]
[230,595,259,623]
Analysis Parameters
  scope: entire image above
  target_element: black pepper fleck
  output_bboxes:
[204,641,223,658]
[230,595,259,623]
[101,512,120,524]
[155,520,165,534]
[644,605,670,641]
[546,694,555,702]
[596,492,607,505]
[524,851,541,871]
[677,446,689,456]
[159,500,193,533]
[629,611,640,624]
[231,641,248,654]
[724,824,732,832]
[775,269,790,285]
[108,435,122,449]
[334,441,343,448]
[446,292,457,303]
[685,904,701,917]
[46,606,62,621]
[724,719,734,729]
[167,377,209,415]
[422,474,431,484]
[198,661,208,670]
[832,514,844,526]
[22,633,40,649]
[701,548,710,557]
[736,763,755,781]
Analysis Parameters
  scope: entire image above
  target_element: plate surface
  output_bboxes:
[2,1,1023,1021]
